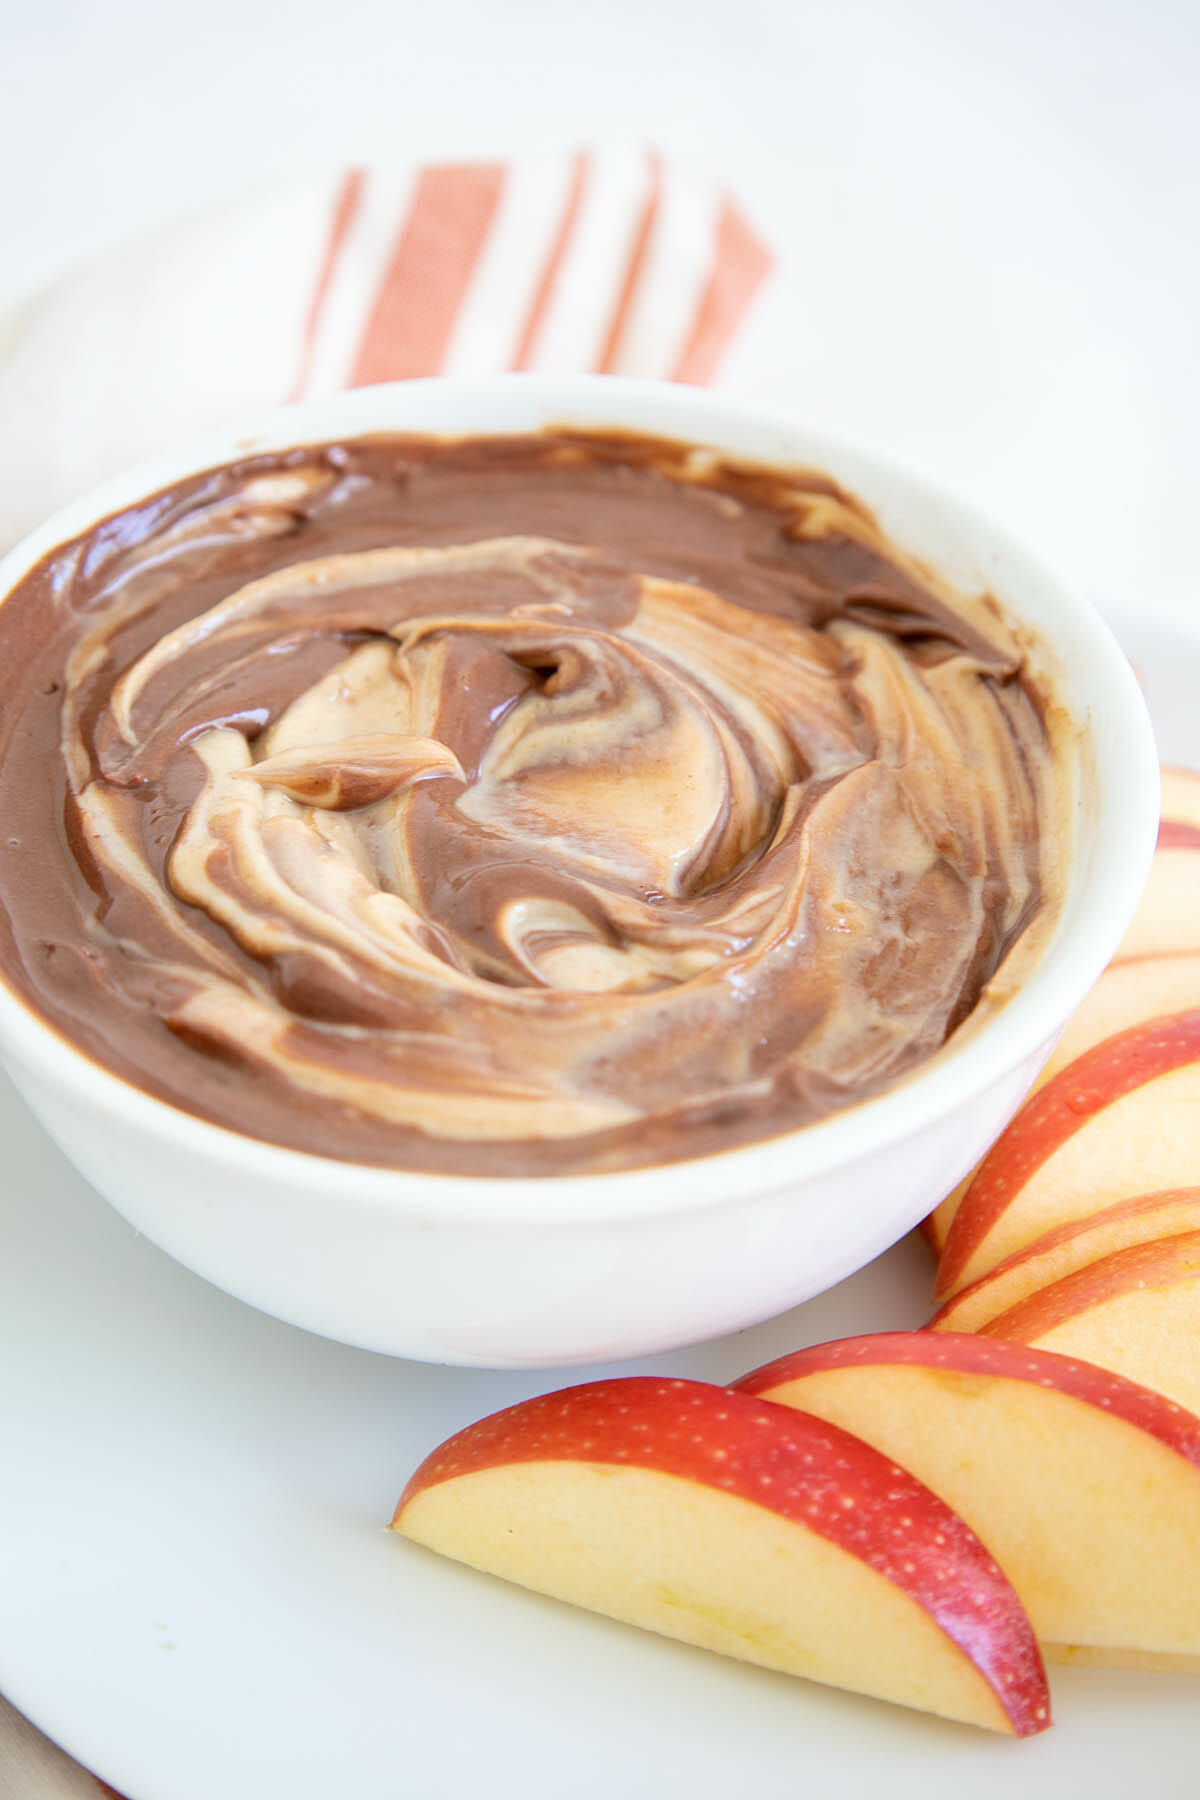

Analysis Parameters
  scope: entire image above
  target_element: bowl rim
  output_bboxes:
[0,372,1162,1226]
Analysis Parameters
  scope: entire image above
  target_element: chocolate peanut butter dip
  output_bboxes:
[0,431,1066,1174]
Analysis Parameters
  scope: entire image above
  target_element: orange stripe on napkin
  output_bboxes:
[594,149,663,374]
[671,197,774,385]
[350,164,505,385]
[509,150,590,371]
[290,167,365,401]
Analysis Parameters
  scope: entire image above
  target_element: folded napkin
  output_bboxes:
[0,147,773,1800]
[0,147,772,552]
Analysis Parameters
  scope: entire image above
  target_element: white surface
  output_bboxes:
[0,375,1159,1364]
[2,0,1199,632]
[0,638,1195,1798]
[0,616,1193,1800]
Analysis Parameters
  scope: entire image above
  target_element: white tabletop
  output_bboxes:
[2,0,1198,631]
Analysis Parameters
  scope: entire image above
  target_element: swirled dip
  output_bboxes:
[0,432,1066,1174]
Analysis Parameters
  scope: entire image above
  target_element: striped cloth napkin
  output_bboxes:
[0,147,772,552]
[0,146,773,1799]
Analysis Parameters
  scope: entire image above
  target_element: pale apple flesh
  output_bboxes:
[1041,955,1200,1086]
[934,1010,1200,1298]
[1111,763,1200,958]
[929,1188,1200,1334]
[921,973,1200,1267]
[979,1230,1200,1414]
[734,1333,1200,1665]
[1044,1645,1200,1675]
[1114,849,1200,961]
[916,1210,946,1253]
[392,1376,1049,1735]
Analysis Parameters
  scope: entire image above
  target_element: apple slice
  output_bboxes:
[920,1180,966,1259]
[934,1009,1200,1298]
[921,962,1200,1265]
[918,774,1200,1266]
[1157,823,1200,850]
[1110,764,1200,957]
[1041,953,1200,1086]
[734,1332,1200,1663]
[391,1375,1049,1735]
[979,1230,1200,1413]
[1160,764,1200,836]
[916,1210,947,1254]
[929,1187,1200,1333]
[1114,847,1200,960]
[1043,1645,1200,1675]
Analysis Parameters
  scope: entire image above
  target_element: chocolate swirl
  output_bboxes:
[0,433,1062,1173]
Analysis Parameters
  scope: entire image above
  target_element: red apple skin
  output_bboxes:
[734,1334,1200,1469]
[394,1376,1049,1737]
[1158,821,1200,850]
[979,1230,1200,1344]
[1045,955,1200,1085]
[928,1188,1200,1335]
[934,1010,1200,1299]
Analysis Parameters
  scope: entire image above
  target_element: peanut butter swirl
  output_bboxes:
[0,433,1062,1174]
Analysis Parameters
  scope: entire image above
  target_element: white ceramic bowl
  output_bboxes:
[0,375,1159,1366]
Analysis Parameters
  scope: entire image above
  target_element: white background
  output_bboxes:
[2,0,1198,629]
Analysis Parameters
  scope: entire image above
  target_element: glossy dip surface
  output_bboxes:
[0,430,1064,1174]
